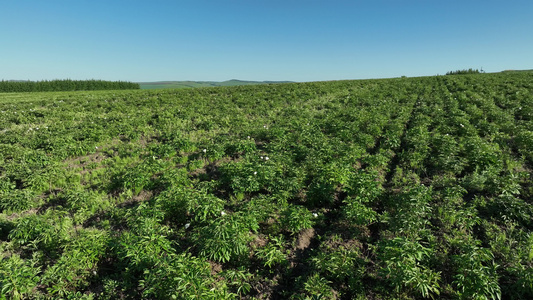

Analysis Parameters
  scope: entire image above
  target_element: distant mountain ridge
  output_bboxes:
[138,79,294,89]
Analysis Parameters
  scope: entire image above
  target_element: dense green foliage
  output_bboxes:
[1,72,532,299]
[0,80,139,93]
[446,69,482,75]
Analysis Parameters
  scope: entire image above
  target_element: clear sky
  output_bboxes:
[1,0,532,82]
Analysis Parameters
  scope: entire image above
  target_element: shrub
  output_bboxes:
[300,273,336,299]
[463,137,503,172]
[140,252,233,299]
[0,189,38,214]
[453,245,501,300]
[0,254,41,300]
[219,267,253,297]
[41,229,108,296]
[386,185,433,239]
[9,211,72,255]
[311,237,364,284]
[255,235,288,270]
[62,189,110,225]
[193,213,257,263]
[378,237,441,298]
[281,205,314,234]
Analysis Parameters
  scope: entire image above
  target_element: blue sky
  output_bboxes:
[1,0,532,82]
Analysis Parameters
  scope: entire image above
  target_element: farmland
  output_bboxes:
[0,72,532,299]
[138,80,293,90]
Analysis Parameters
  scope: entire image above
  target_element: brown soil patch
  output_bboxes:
[116,190,154,208]
[250,234,268,249]
[251,276,280,300]
[354,160,362,169]
[4,208,39,221]
[210,261,223,275]
[131,190,153,203]
[188,167,206,177]
[138,134,154,148]
[296,228,315,250]
[324,234,363,251]
[64,152,106,167]
[188,156,240,180]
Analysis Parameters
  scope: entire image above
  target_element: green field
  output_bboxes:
[1,72,533,299]
[138,79,293,89]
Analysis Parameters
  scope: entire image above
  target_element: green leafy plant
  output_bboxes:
[0,254,41,300]
[386,185,433,239]
[0,189,37,214]
[310,234,367,295]
[41,229,108,296]
[281,205,314,234]
[219,267,253,297]
[378,237,441,298]
[255,235,289,270]
[62,189,110,225]
[115,205,175,273]
[300,273,336,299]
[193,213,257,263]
[8,211,72,255]
[453,245,501,300]
[140,252,233,299]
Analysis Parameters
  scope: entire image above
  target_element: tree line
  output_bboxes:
[446,68,482,75]
[0,79,140,93]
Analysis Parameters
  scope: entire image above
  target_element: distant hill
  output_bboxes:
[138,79,293,89]
[501,69,533,73]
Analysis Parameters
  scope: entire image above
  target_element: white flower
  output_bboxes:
[247,136,250,139]
[95,146,98,149]
[253,171,257,175]
[460,124,464,127]
[263,125,267,128]
[221,211,226,216]
[313,213,318,218]
[264,156,269,161]
[202,149,207,153]
[184,223,190,229]
[260,156,263,159]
